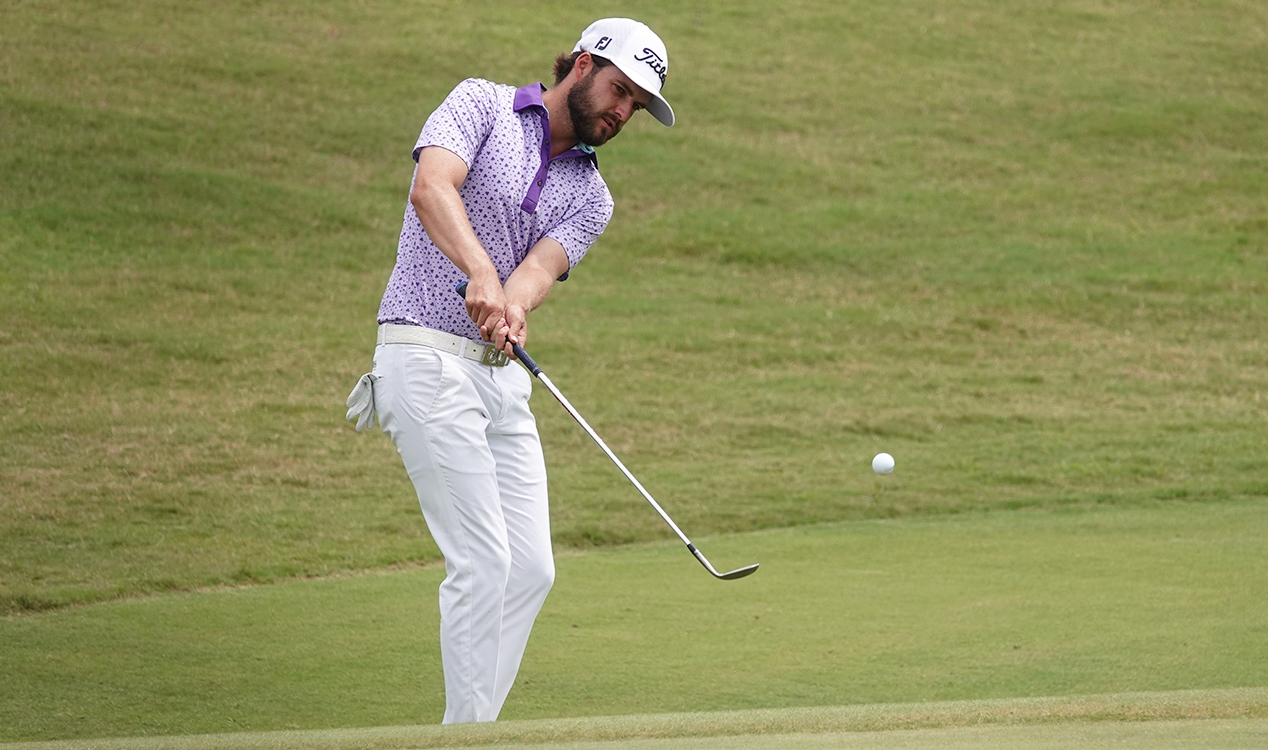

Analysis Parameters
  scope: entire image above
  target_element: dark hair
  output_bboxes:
[552,51,611,85]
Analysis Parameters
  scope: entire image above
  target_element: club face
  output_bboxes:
[691,546,759,581]
[717,563,760,580]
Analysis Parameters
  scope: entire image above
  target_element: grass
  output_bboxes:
[2,500,1265,741]
[0,0,1265,743]
[2,0,1266,614]
[2,696,1266,749]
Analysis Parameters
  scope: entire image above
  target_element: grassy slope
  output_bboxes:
[1,1,1266,611]
[2,500,1264,741]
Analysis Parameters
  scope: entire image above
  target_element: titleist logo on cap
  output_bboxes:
[634,48,667,85]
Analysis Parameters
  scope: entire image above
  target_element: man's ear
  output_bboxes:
[572,51,594,81]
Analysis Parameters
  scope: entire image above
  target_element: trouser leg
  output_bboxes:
[487,365,555,716]
[373,344,553,723]
[374,345,511,724]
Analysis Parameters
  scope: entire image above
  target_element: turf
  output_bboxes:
[3,0,1266,613]
[2,694,1266,749]
[1,0,1266,745]
[2,500,1265,741]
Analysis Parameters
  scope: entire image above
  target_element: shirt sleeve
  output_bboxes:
[413,78,499,166]
[545,180,614,272]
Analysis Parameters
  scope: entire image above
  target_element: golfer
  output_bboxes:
[345,19,674,724]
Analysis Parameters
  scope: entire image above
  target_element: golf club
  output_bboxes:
[457,282,759,580]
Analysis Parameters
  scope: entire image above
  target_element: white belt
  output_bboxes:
[377,324,510,367]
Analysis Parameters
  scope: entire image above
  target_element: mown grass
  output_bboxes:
[2,697,1266,749]
[2,501,1265,741]
[2,0,1266,613]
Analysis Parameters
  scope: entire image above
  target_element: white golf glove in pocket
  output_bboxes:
[345,373,379,432]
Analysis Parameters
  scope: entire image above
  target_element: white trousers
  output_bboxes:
[372,342,554,724]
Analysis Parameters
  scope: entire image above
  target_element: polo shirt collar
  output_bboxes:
[514,83,599,168]
[513,82,546,112]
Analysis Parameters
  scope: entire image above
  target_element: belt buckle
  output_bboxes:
[480,345,509,367]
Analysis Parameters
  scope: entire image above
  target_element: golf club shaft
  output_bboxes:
[527,364,696,550]
[453,284,695,545]
[514,343,749,577]
[455,282,756,579]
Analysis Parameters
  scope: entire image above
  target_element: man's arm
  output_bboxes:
[494,238,570,356]
[410,146,506,342]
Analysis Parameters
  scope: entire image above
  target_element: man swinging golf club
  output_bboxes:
[345,19,674,724]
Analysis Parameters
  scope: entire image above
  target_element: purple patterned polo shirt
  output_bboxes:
[377,78,615,340]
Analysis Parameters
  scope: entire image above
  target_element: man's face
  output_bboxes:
[567,60,653,147]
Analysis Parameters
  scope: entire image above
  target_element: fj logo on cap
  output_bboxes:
[634,48,667,85]
[595,36,612,50]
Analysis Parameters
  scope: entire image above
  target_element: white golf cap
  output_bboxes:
[572,18,674,127]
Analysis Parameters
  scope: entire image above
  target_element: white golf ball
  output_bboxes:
[872,452,895,475]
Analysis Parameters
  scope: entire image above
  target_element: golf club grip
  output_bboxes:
[454,282,543,376]
[510,342,541,376]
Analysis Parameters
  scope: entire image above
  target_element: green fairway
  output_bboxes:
[2,501,1265,741]
[2,694,1266,749]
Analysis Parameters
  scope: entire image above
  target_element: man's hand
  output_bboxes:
[491,303,529,357]
[497,239,569,358]
[462,271,508,343]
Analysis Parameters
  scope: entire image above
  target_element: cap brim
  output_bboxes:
[645,95,674,127]
[609,61,675,127]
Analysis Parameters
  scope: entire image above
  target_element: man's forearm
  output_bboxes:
[494,239,570,350]
[503,263,557,315]
[504,238,570,313]
[411,179,498,284]
[409,147,508,340]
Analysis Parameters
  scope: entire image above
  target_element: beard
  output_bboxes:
[567,69,621,147]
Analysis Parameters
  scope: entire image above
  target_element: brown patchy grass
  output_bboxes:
[3,0,1267,613]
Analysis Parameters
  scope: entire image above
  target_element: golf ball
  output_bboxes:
[872,452,895,475]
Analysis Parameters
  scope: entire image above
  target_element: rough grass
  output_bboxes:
[2,0,1266,613]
